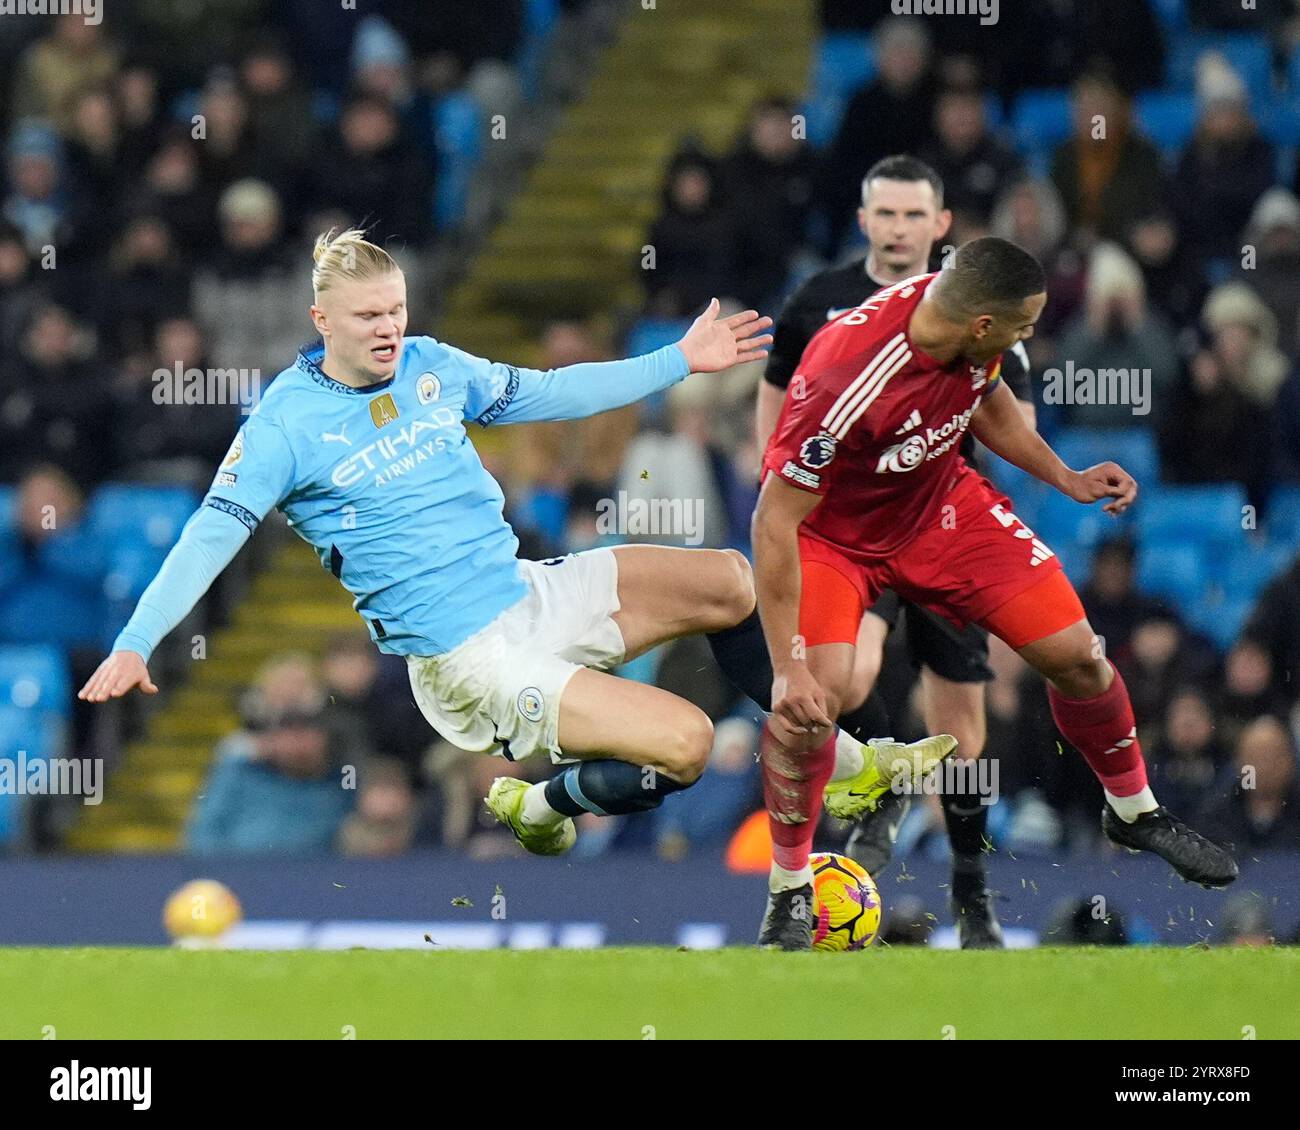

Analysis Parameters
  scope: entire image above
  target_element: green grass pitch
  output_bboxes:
[3,947,1297,1039]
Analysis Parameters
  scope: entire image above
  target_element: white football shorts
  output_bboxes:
[406,548,625,764]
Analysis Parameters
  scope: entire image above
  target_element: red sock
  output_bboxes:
[1047,661,1148,797]
[761,723,837,872]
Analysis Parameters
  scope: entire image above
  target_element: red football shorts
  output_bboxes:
[797,466,1086,651]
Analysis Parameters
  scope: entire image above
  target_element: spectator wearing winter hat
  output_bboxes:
[1160,283,1281,494]
[2,121,72,256]
[1233,187,1300,357]
[1052,242,1181,427]
[192,179,310,376]
[1172,54,1275,271]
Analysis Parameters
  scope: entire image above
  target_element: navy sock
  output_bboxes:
[706,607,773,710]
[543,760,689,817]
[837,692,891,742]
[943,775,991,891]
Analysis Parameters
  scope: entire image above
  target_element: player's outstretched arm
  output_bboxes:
[77,505,254,702]
[463,299,772,426]
[971,380,1137,515]
[676,299,773,374]
[752,475,834,743]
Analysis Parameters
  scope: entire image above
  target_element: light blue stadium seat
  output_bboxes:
[1167,33,1275,107]
[86,484,198,553]
[1135,91,1199,153]
[433,92,484,230]
[626,317,690,358]
[0,706,57,846]
[1033,488,1117,551]
[1050,540,1095,585]
[1218,540,1293,604]
[1265,483,1300,546]
[804,33,875,147]
[1051,427,1160,490]
[1136,484,1248,551]
[1257,102,1300,146]
[1011,89,1073,155]
[0,485,14,532]
[1149,0,1188,30]
[517,0,560,99]
[1187,595,1253,652]
[1136,541,1208,606]
[0,644,70,714]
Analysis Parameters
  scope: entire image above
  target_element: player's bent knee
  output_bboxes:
[716,548,756,623]
[1046,653,1110,699]
[661,709,714,784]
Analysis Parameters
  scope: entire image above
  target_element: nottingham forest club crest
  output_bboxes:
[799,432,837,470]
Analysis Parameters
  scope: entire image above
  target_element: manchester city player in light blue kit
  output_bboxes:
[79,229,783,854]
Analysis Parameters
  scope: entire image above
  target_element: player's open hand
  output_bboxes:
[676,298,773,374]
[770,665,835,744]
[1063,461,1138,516]
[77,651,159,702]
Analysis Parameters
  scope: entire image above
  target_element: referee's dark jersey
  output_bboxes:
[763,256,1034,465]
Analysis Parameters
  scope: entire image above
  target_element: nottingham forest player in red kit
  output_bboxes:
[751,237,1237,950]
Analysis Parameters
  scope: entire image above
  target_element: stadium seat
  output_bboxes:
[85,485,198,552]
[1149,0,1188,31]
[1135,484,1248,552]
[1218,540,1292,605]
[433,92,485,230]
[1290,43,1300,95]
[1010,89,1073,155]
[1265,483,1300,545]
[1051,427,1160,491]
[0,644,70,714]
[1136,541,1208,606]
[517,0,561,100]
[1134,91,1199,153]
[1032,488,1116,551]
[804,33,875,147]
[0,485,14,532]
[625,317,690,359]
[1167,33,1275,108]
[1257,102,1300,147]
[1187,594,1254,652]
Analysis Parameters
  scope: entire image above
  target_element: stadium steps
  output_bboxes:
[437,0,813,372]
[65,538,356,853]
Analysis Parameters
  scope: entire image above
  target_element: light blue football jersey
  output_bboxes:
[113,336,688,659]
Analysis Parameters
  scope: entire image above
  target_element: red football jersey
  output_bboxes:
[762,272,1003,560]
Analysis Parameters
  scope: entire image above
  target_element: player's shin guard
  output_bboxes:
[1047,661,1151,807]
[543,759,688,817]
[761,724,837,873]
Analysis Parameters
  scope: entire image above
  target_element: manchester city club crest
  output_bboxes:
[517,687,545,722]
[799,432,837,470]
[417,372,441,404]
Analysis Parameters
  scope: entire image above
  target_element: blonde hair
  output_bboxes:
[311,228,399,296]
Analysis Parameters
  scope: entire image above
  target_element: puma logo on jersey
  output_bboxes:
[322,424,351,446]
[894,409,922,435]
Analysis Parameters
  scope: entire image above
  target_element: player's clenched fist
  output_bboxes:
[769,665,834,744]
[1061,461,1138,516]
[78,651,158,702]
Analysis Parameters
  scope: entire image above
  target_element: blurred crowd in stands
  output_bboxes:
[1,2,1298,865]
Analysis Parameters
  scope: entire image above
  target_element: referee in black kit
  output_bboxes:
[757,155,1037,948]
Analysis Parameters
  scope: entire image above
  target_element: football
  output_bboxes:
[809,852,881,952]
[162,879,243,941]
